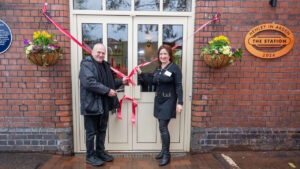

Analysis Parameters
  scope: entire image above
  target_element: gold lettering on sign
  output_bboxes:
[249,36,290,47]
[245,23,294,59]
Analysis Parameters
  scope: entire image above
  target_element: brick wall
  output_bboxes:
[0,0,72,154]
[192,0,300,151]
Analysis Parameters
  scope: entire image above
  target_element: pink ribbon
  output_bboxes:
[42,3,92,54]
[111,67,135,86]
[118,95,138,124]
[41,3,137,85]
[128,58,158,80]
[172,13,221,51]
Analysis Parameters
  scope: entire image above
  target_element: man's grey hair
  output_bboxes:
[92,43,106,51]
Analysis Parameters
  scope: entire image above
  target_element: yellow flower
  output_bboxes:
[214,35,230,44]
[33,31,41,40]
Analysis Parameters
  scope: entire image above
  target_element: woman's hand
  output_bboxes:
[122,76,129,85]
[176,104,183,113]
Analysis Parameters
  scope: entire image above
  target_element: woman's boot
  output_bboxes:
[159,152,170,166]
[155,150,164,159]
[155,150,163,160]
[156,134,164,159]
[159,132,170,166]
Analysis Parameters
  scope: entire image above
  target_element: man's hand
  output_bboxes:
[108,89,117,97]
[176,104,183,113]
[122,76,129,85]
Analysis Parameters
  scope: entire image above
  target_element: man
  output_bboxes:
[79,43,128,166]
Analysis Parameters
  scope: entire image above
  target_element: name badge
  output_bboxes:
[164,70,172,77]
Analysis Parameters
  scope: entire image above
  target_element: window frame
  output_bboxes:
[71,0,193,16]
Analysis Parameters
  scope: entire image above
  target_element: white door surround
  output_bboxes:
[70,1,195,153]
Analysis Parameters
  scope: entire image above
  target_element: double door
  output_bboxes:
[75,15,187,152]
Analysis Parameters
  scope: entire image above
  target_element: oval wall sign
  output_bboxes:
[0,19,12,54]
[245,23,294,59]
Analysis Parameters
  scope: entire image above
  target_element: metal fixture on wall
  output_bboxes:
[269,0,277,7]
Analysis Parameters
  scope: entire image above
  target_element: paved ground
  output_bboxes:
[0,151,299,169]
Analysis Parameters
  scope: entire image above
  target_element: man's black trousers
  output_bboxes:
[84,113,109,158]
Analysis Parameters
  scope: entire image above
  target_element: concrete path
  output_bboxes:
[0,151,299,169]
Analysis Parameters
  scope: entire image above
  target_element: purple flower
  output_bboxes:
[48,44,60,50]
[33,45,41,51]
[232,48,236,53]
[23,39,31,46]
[48,45,56,50]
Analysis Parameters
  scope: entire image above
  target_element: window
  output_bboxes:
[73,0,191,12]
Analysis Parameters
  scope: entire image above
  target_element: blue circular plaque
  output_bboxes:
[0,19,12,54]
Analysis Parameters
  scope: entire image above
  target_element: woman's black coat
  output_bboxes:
[139,62,183,120]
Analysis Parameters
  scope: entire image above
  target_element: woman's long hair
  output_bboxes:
[157,44,174,66]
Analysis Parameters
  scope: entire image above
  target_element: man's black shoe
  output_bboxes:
[97,152,114,162]
[86,156,104,166]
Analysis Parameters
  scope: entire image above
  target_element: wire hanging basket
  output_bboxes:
[203,54,233,68]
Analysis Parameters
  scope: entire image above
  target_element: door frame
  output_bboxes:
[70,1,195,153]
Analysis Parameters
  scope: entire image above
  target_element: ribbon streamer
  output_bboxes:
[118,95,138,124]
[41,3,136,85]
[42,3,92,54]
[128,58,158,81]
[172,13,221,51]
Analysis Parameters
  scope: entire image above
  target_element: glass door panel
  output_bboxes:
[106,0,131,11]
[137,24,159,92]
[163,25,183,69]
[107,24,129,76]
[82,23,103,59]
[163,0,192,12]
[134,0,159,11]
[74,0,102,10]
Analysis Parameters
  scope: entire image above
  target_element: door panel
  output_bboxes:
[169,116,180,142]
[136,103,156,143]
[108,107,128,143]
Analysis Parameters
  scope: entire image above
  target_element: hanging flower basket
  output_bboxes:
[201,35,242,69]
[24,30,62,67]
[27,50,61,66]
[203,54,232,68]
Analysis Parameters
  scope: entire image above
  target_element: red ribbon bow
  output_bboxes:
[118,95,138,124]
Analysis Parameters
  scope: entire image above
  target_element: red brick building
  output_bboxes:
[0,0,299,154]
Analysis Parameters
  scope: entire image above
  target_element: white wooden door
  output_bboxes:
[76,15,134,151]
[132,17,187,151]
[76,15,187,152]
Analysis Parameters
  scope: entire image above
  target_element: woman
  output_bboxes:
[137,44,183,166]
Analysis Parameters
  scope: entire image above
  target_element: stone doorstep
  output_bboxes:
[74,152,187,158]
